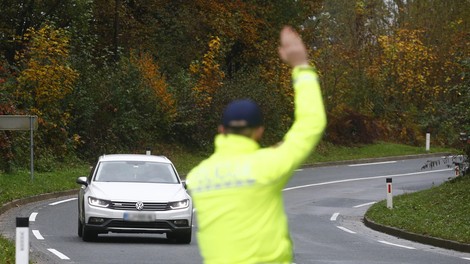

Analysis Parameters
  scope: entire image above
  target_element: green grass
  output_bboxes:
[366,175,470,244]
[307,141,451,164]
[0,142,458,263]
[0,235,15,264]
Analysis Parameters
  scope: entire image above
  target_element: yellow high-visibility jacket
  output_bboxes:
[186,66,327,264]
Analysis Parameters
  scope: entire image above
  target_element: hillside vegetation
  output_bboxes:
[1,1,469,173]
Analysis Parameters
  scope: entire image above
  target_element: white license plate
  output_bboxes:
[123,212,156,222]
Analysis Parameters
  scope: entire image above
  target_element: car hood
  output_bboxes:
[88,182,188,202]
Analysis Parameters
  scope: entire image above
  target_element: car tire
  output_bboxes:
[78,217,83,237]
[82,225,98,242]
[167,230,192,244]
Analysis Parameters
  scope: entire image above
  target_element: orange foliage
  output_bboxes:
[190,36,225,109]
[131,51,176,119]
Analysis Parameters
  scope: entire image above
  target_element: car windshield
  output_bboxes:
[94,161,179,183]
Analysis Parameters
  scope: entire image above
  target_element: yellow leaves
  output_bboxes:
[372,29,441,108]
[16,23,78,109]
[130,51,176,119]
[191,36,225,109]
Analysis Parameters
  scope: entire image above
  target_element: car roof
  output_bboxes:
[98,154,172,164]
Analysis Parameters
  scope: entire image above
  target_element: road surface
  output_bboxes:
[1,157,469,263]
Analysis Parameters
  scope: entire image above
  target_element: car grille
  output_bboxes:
[110,201,169,211]
[108,220,172,229]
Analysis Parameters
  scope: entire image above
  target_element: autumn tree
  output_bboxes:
[14,23,78,160]
[131,51,176,121]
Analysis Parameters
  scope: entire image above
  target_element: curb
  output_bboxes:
[302,152,451,168]
[0,189,77,216]
[364,216,470,253]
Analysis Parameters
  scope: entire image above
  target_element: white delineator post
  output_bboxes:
[425,132,430,152]
[386,178,393,209]
[15,217,29,264]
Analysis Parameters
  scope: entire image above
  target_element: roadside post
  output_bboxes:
[146,147,151,155]
[425,132,430,152]
[0,115,38,180]
[386,178,393,209]
[15,217,29,264]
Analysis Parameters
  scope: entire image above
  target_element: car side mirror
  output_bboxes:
[76,176,88,187]
[181,180,187,189]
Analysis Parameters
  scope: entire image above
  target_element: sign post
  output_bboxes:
[0,115,38,180]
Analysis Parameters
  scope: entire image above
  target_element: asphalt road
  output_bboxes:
[1,157,470,263]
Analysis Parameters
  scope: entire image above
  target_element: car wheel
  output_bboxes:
[167,230,192,244]
[82,225,98,242]
[78,217,83,237]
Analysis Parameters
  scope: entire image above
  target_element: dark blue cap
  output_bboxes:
[221,99,263,128]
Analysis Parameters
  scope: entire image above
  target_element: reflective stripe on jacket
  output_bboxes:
[187,66,327,264]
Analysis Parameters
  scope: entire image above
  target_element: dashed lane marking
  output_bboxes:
[353,201,377,208]
[49,197,77,206]
[378,240,415,250]
[32,230,44,240]
[47,249,70,260]
[330,212,339,221]
[29,212,38,222]
[337,226,356,234]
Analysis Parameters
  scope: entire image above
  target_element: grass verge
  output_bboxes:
[365,175,470,244]
[0,141,456,263]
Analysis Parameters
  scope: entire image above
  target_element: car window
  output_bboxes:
[94,161,179,183]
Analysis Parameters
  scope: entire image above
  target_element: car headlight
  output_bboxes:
[88,197,111,208]
[168,199,189,210]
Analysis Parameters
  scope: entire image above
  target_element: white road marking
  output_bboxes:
[337,226,356,234]
[283,168,452,191]
[462,257,470,261]
[295,169,303,172]
[330,212,340,221]
[49,197,77,206]
[353,201,377,208]
[32,230,44,240]
[348,161,397,167]
[29,212,38,222]
[47,248,70,260]
[378,240,415,249]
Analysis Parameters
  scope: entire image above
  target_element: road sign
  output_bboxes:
[0,115,38,130]
[0,115,38,180]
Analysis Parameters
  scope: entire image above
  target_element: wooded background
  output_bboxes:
[0,0,468,171]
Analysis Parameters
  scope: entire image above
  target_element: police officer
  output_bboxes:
[187,26,327,264]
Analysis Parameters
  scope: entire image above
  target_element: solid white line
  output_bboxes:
[330,212,340,221]
[462,257,470,261]
[29,212,38,222]
[337,226,356,234]
[353,201,377,208]
[349,161,397,167]
[49,197,77,206]
[295,169,303,172]
[378,240,415,249]
[47,248,70,260]
[32,230,44,240]
[283,168,452,192]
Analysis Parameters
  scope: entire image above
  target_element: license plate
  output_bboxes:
[123,212,156,222]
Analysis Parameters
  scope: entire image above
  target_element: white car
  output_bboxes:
[76,154,193,243]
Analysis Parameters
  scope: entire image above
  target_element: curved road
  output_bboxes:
[2,157,470,263]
